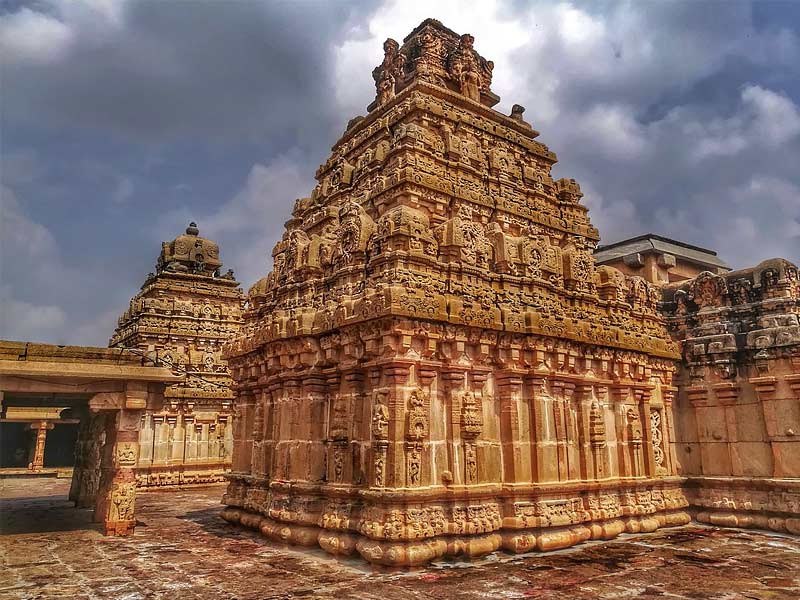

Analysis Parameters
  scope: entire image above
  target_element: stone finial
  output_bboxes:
[368,18,499,111]
[156,222,224,277]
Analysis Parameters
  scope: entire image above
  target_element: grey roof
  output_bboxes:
[593,233,730,270]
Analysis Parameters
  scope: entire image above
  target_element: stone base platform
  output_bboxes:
[686,476,800,535]
[221,507,691,567]
[0,468,73,479]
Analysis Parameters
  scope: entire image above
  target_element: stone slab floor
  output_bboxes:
[1,479,799,600]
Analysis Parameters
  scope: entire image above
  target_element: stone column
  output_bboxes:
[70,412,106,508]
[28,421,53,470]
[92,383,148,536]
[94,408,142,536]
[496,371,526,485]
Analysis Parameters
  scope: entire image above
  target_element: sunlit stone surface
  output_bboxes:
[663,260,800,534]
[220,19,691,566]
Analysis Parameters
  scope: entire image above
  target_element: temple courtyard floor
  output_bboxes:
[1,479,799,600]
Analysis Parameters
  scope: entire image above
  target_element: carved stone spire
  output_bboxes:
[368,18,499,111]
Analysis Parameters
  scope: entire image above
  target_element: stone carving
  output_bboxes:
[406,388,429,442]
[111,482,136,522]
[221,20,690,567]
[115,442,138,467]
[110,223,244,487]
[627,408,643,444]
[371,394,389,440]
[460,391,483,437]
[690,271,728,308]
[407,447,421,486]
[373,38,405,106]
[650,409,666,474]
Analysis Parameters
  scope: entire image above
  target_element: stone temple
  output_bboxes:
[219,19,692,566]
[110,223,244,487]
[1,17,798,586]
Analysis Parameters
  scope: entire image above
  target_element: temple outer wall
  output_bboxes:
[664,259,800,534]
[135,407,233,487]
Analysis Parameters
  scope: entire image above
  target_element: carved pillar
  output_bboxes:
[464,370,489,484]
[371,387,390,488]
[385,364,411,488]
[28,421,53,470]
[94,408,142,536]
[326,373,347,485]
[637,388,656,478]
[711,382,741,476]
[441,369,466,485]
[661,386,679,476]
[305,373,327,483]
[574,383,595,481]
[496,371,525,485]
[529,374,554,482]
[231,390,254,475]
[551,379,574,481]
[70,412,106,507]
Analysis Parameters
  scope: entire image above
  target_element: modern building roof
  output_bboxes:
[594,233,730,270]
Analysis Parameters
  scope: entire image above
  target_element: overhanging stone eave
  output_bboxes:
[0,360,182,384]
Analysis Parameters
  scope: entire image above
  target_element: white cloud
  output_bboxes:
[743,85,800,146]
[0,8,74,65]
[158,154,314,290]
[0,295,67,344]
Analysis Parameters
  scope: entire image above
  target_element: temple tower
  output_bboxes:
[221,19,689,566]
[111,223,244,487]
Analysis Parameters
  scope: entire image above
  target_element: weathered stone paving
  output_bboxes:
[2,479,799,599]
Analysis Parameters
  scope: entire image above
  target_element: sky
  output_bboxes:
[1,0,799,346]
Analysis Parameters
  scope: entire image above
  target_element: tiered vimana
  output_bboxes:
[110,223,244,487]
[221,19,690,566]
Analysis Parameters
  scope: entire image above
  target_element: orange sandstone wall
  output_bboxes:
[663,260,800,534]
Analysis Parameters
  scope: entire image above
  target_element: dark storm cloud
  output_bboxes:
[1,0,798,347]
[2,0,379,147]
[1,0,381,344]
[498,0,800,268]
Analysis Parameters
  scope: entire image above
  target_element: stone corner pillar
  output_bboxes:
[94,407,143,536]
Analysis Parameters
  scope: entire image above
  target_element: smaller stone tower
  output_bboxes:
[111,223,244,487]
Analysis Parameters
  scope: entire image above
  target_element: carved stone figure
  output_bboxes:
[111,483,135,522]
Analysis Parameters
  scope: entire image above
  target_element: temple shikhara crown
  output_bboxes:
[218,20,691,566]
[108,223,244,487]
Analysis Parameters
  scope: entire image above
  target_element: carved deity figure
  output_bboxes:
[115,443,138,467]
[111,483,135,521]
[627,408,643,443]
[407,448,421,486]
[374,38,405,105]
[691,271,727,308]
[371,395,390,440]
[406,388,429,441]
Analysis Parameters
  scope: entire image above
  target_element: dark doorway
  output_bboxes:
[44,423,79,468]
[0,423,32,468]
